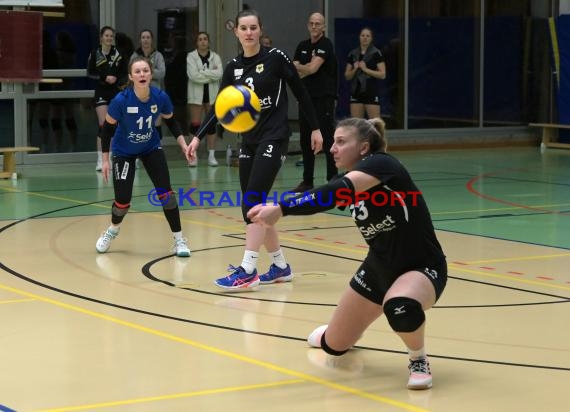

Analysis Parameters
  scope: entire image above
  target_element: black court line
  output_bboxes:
[1,207,569,373]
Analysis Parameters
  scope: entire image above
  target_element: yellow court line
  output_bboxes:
[0,187,109,210]
[449,265,570,292]
[38,380,304,412]
[0,283,428,412]
[464,252,570,265]
[0,298,36,304]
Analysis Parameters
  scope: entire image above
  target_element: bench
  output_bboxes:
[0,146,40,179]
[529,123,570,149]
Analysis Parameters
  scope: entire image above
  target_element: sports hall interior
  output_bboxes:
[0,1,568,411]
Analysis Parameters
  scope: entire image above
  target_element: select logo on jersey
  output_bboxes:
[358,215,396,239]
[150,104,158,113]
[255,64,264,74]
[127,106,138,114]
[259,95,273,109]
[128,130,153,143]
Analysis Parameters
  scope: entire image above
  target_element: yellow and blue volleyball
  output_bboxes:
[215,85,261,133]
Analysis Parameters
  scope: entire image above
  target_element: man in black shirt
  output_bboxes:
[292,12,338,192]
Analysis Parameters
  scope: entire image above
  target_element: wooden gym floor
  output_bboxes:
[0,146,568,411]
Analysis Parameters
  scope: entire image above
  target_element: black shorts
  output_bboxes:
[350,94,381,105]
[349,253,447,305]
[94,87,120,107]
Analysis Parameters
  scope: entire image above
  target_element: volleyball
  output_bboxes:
[215,85,261,133]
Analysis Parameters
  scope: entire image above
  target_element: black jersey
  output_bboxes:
[198,47,318,144]
[350,152,445,273]
[294,36,337,99]
[87,46,127,92]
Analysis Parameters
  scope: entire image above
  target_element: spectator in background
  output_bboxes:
[260,34,272,47]
[186,31,223,167]
[345,27,386,119]
[165,35,189,137]
[87,26,127,171]
[291,12,338,193]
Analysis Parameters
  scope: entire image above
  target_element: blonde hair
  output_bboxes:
[336,117,387,153]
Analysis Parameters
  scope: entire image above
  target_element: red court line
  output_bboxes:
[466,170,570,216]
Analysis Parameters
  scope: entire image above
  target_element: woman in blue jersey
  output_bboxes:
[248,117,447,390]
[185,9,323,291]
[95,56,191,257]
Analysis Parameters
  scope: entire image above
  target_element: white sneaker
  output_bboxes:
[188,157,198,167]
[173,237,191,257]
[208,157,219,167]
[307,324,328,347]
[96,227,119,253]
[407,357,432,390]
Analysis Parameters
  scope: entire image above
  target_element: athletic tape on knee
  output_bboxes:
[320,331,348,356]
[383,297,425,333]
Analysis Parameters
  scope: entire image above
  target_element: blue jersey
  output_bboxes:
[108,86,173,157]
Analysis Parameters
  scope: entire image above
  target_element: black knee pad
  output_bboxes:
[320,331,348,356]
[162,191,178,210]
[156,125,163,140]
[39,119,49,129]
[189,122,200,136]
[51,118,62,131]
[112,202,130,217]
[65,118,77,131]
[383,297,425,333]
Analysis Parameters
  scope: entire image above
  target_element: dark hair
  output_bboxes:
[139,29,154,40]
[100,25,114,37]
[195,31,210,43]
[360,26,374,40]
[336,117,387,153]
[235,9,262,28]
[127,56,152,87]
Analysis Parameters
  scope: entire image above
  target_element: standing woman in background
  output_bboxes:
[186,9,323,291]
[131,29,166,143]
[87,26,127,171]
[186,32,223,167]
[345,27,386,119]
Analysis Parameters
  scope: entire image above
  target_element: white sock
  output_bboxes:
[269,248,287,269]
[208,149,215,159]
[97,151,102,162]
[408,347,426,360]
[173,231,183,241]
[108,225,120,234]
[241,250,259,274]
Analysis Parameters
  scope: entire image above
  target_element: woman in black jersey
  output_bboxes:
[186,9,323,292]
[87,26,127,171]
[248,117,447,390]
